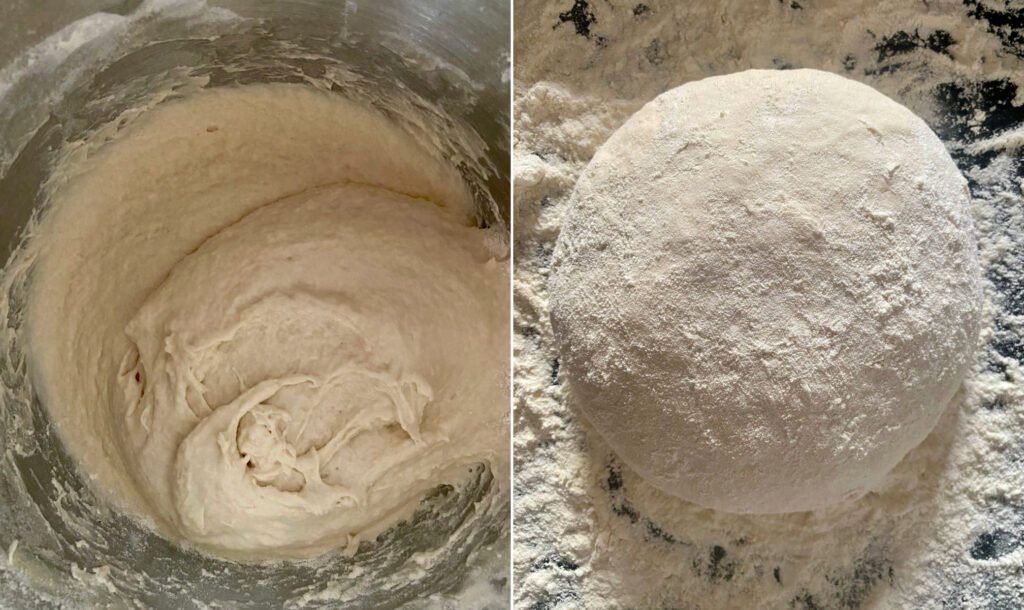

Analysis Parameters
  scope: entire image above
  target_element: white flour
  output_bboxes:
[514,0,1024,608]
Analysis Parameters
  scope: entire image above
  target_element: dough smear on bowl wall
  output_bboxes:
[549,69,983,514]
[26,83,510,560]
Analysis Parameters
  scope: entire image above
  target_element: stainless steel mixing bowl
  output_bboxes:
[0,1,510,607]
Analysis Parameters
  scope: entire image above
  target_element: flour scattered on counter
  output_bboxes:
[514,1,1024,608]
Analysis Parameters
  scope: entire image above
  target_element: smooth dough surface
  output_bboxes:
[550,69,982,514]
[27,84,508,557]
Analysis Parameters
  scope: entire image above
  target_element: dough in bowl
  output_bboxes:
[27,84,509,558]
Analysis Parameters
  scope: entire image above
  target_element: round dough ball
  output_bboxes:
[549,69,982,514]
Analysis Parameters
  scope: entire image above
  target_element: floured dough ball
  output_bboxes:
[549,69,982,514]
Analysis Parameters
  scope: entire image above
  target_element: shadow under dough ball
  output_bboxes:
[549,69,983,514]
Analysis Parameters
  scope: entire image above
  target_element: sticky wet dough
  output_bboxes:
[27,84,509,558]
